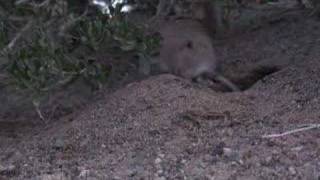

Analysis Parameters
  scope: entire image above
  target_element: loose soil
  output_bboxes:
[1,10,320,180]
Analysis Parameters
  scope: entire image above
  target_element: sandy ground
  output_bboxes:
[0,10,320,180]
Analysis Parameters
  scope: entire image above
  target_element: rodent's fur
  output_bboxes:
[155,1,239,91]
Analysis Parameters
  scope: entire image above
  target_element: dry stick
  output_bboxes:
[262,124,320,138]
[31,0,51,8]
[0,3,30,21]
[15,0,30,5]
[1,20,33,55]
[1,0,55,55]
[148,0,174,23]
[58,8,88,38]
[309,6,320,16]
[15,0,51,7]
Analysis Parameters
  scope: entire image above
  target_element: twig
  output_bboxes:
[149,0,174,22]
[309,6,320,17]
[33,100,46,122]
[0,4,30,21]
[1,20,33,55]
[15,0,51,7]
[15,0,30,5]
[58,7,88,37]
[32,0,51,8]
[262,124,320,138]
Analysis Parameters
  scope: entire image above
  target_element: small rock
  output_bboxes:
[198,160,207,168]
[190,166,205,176]
[154,176,166,180]
[126,169,137,177]
[265,156,273,164]
[231,161,240,166]
[78,168,90,177]
[113,176,121,180]
[131,165,144,173]
[238,159,244,165]
[181,159,187,164]
[288,166,296,175]
[80,137,90,147]
[158,153,165,158]
[205,174,215,180]
[223,148,233,157]
[80,177,98,180]
[155,158,162,164]
[53,138,65,150]
[291,146,303,152]
[157,169,164,175]
[237,175,258,180]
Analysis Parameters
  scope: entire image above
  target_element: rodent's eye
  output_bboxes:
[186,40,193,49]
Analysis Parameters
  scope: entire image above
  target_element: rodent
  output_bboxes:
[154,1,240,91]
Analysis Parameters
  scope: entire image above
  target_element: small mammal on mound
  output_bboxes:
[154,2,240,92]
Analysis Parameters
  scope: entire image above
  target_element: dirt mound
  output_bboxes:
[2,58,320,179]
[1,11,320,180]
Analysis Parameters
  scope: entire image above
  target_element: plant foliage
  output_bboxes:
[0,0,160,119]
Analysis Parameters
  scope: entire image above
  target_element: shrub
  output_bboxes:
[0,0,160,120]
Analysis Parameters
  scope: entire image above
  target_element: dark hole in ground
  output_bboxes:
[206,65,281,93]
[140,64,281,93]
[234,66,281,91]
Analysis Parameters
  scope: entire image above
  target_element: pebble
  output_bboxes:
[53,138,64,149]
[155,158,162,164]
[223,148,233,157]
[288,166,296,175]
[154,176,166,180]
[78,168,90,177]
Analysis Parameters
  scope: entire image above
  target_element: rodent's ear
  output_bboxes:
[190,2,206,20]
[190,1,218,37]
